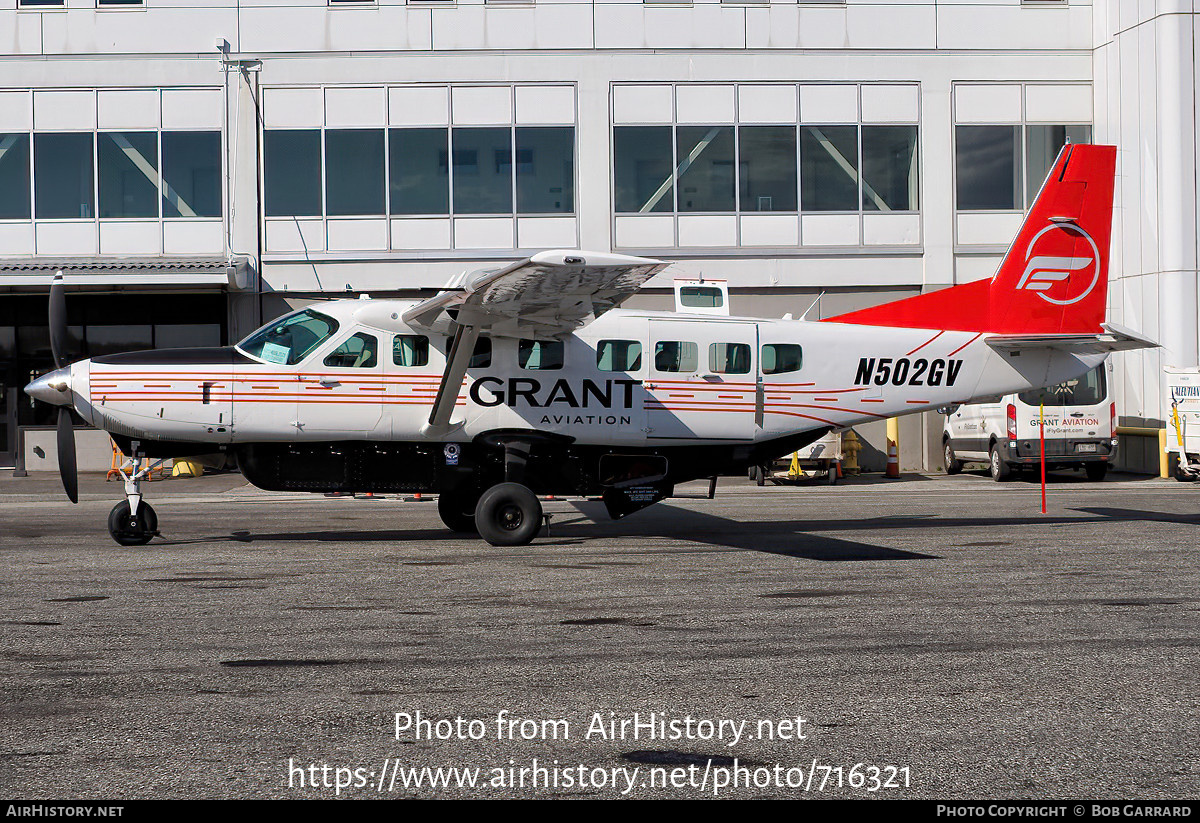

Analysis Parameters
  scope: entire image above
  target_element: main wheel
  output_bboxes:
[944,440,963,475]
[474,483,542,547]
[989,446,1012,482]
[107,501,158,546]
[437,491,478,533]
[1085,463,1108,482]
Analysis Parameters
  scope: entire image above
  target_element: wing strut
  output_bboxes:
[422,322,481,437]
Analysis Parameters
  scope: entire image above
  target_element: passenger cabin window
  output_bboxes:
[393,335,430,367]
[324,332,378,368]
[679,286,724,309]
[653,341,698,373]
[709,342,751,375]
[238,309,339,365]
[762,344,803,375]
[439,336,492,368]
[519,339,564,370]
[597,340,642,372]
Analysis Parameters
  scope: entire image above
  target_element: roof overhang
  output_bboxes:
[0,257,251,291]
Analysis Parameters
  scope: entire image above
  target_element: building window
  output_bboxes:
[161,131,221,217]
[739,126,797,212]
[800,125,859,212]
[0,134,31,220]
[955,124,1090,211]
[98,132,159,219]
[862,126,919,211]
[389,128,448,215]
[264,130,322,217]
[452,127,513,215]
[676,126,735,212]
[325,129,385,216]
[34,133,94,219]
[17,0,65,7]
[614,126,674,213]
[97,0,146,6]
[516,127,574,214]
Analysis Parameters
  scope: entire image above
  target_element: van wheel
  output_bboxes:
[1085,464,1108,482]
[475,483,542,547]
[944,440,962,475]
[989,446,1011,482]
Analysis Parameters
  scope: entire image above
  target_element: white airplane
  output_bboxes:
[26,144,1154,547]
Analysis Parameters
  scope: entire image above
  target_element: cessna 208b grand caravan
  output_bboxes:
[26,144,1153,547]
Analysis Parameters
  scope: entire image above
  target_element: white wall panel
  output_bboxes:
[739,215,799,247]
[391,218,451,250]
[35,223,98,256]
[517,217,577,249]
[99,221,161,255]
[614,215,674,248]
[451,86,512,125]
[955,213,1024,246]
[327,218,388,252]
[97,90,160,131]
[0,91,32,132]
[863,214,920,246]
[163,221,224,255]
[264,88,324,129]
[612,85,673,125]
[954,84,1022,123]
[325,87,387,128]
[0,224,35,256]
[515,86,576,126]
[389,87,450,127]
[801,214,859,246]
[860,85,919,124]
[675,85,736,124]
[737,85,797,125]
[1024,84,1092,124]
[453,217,514,249]
[799,85,858,123]
[677,215,737,247]
[954,254,1002,285]
[161,89,223,130]
[264,219,325,253]
[33,91,96,131]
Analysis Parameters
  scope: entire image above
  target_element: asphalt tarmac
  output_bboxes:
[1,470,1198,799]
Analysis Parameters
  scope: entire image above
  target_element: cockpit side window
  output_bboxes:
[237,309,339,365]
[324,332,379,368]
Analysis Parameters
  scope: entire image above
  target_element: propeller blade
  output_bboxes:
[57,407,78,504]
[49,271,68,370]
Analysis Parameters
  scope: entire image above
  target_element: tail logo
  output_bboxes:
[1015,223,1101,306]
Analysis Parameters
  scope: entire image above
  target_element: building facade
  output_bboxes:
[0,0,1194,473]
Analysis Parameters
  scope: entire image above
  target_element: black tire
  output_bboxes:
[747,465,759,483]
[437,491,478,533]
[107,500,157,546]
[1085,463,1108,482]
[989,445,1011,482]
[825,461,838,485]
[475,483,542,547]
[755,465,766,487]
[944,440,963,475]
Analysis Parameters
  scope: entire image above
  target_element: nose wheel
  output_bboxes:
[107,500,158,546]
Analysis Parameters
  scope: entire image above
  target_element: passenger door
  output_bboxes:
[644,319,759,442]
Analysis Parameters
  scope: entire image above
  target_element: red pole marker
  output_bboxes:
[1039,402,1047,514]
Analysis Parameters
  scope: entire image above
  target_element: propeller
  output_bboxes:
[49,271,78,504]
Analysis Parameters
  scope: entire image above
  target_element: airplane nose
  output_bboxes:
[25,366,73,407]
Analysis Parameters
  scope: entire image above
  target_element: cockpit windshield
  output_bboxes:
[237,309,340,365]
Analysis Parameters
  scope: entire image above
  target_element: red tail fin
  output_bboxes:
[827,144,1116,334]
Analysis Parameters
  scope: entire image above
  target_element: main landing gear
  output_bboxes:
[106,446,164,546]
[436,437,545,547]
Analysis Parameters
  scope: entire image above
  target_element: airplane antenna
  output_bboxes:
[800,291,825,321]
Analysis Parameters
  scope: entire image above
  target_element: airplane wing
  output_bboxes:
[403,249,669,340]
[405,249,669,435]
[985,323,1158,355]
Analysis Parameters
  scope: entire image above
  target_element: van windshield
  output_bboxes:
[1018,366,1107,407]
[237,309,339,365]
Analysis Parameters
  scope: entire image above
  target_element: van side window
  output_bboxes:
[762,344,803,375]
[709,342,751,375]
[680,286,723,308]
[597,340,642,372]
[324,332,378,368]
[653,341,698,373]
[439,336,492,368]
[393,335,430,367]
[519,339,564,370]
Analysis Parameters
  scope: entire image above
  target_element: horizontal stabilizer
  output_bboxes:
[985,323,1158,355]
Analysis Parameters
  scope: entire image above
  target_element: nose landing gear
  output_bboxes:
[107,447,164,546]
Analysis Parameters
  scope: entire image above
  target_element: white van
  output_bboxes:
[942,361,1116,481]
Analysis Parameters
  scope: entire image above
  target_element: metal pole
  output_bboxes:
[1039,402,1047,514]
